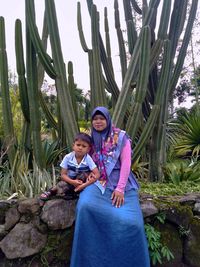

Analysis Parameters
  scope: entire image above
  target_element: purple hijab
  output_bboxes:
[91,106,113,152]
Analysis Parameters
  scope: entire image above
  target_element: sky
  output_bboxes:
[1,0,124,92]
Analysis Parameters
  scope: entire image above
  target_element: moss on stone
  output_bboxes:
[153,222,182,267]
[40,226,74,266]
[153,199,193,228]
[184,217,200,267]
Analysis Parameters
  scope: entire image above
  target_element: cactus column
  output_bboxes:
[45,0,78,146]
[0,17,17,167]
[25,1,44,169]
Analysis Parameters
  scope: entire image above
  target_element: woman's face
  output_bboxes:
[92,114,107,132]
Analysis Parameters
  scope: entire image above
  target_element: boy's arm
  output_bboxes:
[74,167,100,192]
[86,154,100,181]
[61,168,83,187]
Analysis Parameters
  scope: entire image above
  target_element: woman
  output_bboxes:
[70,106,150,267]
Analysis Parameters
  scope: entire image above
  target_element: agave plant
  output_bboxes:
[163,159,200,185]
[41,139,68,170]
[172,108,200,158]
[131,156,149,180]
[0,151,58,198]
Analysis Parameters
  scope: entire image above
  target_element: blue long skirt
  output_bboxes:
[70,184,150,267]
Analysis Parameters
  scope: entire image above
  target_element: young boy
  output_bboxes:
[40,132,100,200]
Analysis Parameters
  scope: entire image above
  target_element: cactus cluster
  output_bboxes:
[0,0,198,181]
[77,0,198,180]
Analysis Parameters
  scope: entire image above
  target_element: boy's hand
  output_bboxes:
[71,179,83,187]
[75,174,97,192]
[111,190,124,208]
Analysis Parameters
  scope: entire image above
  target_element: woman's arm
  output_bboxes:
[111,137,131,207]
[115,137,131,193]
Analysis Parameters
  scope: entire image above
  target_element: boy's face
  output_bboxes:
[73,139,90,158]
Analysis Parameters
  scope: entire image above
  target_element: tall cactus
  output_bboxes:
[44,0,78,146]
[68,61,78,120]
[149,0,198,180]
[25,0,44,169]
[26,0,56,79]
[37,12,58,132]
[77,2,107,109]
[15,19,31,153]
[134,39,171,163]
[126,26,151,138]
[91,5,107,107]
[114,0,127,82]
[104,7,114,77]
[86,0,120,104]
[0,17,17,167]
[123,0,138,55]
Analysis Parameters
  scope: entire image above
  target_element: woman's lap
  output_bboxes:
[70,184,150,267]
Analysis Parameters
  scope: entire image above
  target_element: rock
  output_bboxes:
[18,198,40,214]
[41,229,74,264]
[32,216,48,234]
[179,193,199,206]
[0,201,11,224]
[41,199,76,230]
[0,225,7,241]
[193,202,200,216]
[141,201,158,218]
[154,223,183,267]
[184,217,200,267]
[4,207,20,231]
[165,204,193,228]
[0,222,47,259]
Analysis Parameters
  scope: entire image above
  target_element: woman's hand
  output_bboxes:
[87,173,97,182]
[74,183,87,192]
[111,190,124,208]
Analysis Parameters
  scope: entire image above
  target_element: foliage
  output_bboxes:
[0,87,23,141]
[0,99,4,139]
[189,65,200,103]
[163,159,200,185]
[131,156,149,180]
[155,212,166,224]
[78,120,91,131]
[41,139,68,170]
[139,180,200,197]
[9,88,24,139]
[169,107,200,158]
[0,153,60,199]
[178,225,190,237]
[145,223,174,265]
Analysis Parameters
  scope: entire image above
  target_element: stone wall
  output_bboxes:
[0,193,200,267]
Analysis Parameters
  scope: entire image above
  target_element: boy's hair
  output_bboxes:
[74,132,92,146]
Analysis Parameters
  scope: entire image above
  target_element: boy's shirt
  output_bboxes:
[60,151,97,179]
